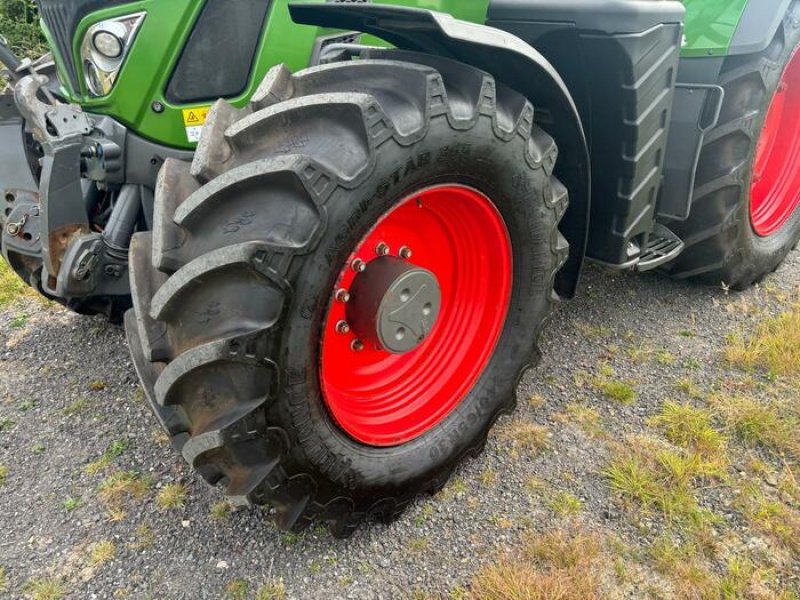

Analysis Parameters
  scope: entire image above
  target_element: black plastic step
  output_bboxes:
[636,223,685,272]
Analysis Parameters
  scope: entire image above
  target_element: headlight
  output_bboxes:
[81,13,145,97]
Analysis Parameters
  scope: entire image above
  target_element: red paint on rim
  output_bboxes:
[751,47,800,237]
[319,185,513,447]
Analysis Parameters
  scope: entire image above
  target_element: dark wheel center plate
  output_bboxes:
[347,257,441,354]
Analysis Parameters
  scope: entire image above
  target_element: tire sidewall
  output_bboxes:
[739,12,800,276]
[276,114,557,492]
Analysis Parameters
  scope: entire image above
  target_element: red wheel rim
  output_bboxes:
[319,185,513,447]
[751,47,800,237]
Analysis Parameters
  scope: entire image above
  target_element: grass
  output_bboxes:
[738,484,800,556]
[726,301,800,377]
[0,260,35,308]
[592,369,637,404]
[63,497,80,512]
[23,578,65,600]
[97,471,151,519]
[256,581,287,600]
[499,421,550,454]
[604,439,725,527]
[156,483,187,510]
[226,579,249,600]
[712,395,799,459]
[88,540,116,567]
[85,438,128,475]
[211,501,233,520]
[648,401,727,456]
[471,528,603,600]
[88,380,107,392]
[558,403,604,437]
[549,491,583,517]
[9,313,28,328]
[62,398,90,416]
[407,537,430,553]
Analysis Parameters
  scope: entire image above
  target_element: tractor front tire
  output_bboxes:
[126,53,568,535]
[665,1,800,289]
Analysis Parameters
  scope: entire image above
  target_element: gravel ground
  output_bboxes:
[1,249,798,600]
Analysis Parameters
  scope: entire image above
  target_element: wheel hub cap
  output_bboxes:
[347,257,442,354]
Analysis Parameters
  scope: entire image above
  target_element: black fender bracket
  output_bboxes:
[289,2,591,299]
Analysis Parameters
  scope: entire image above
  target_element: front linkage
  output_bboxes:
[1,44,189,319]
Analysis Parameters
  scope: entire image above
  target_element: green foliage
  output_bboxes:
[0,0,47,58]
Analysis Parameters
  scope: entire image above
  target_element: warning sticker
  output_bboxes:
[182,106,210,143]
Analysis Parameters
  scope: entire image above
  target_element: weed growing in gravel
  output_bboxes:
[499,421,550,456]
[18,399,36,411]
[479,468,498,487]
[675,378,704,399]
[88,540,116,567]
[225,579,249,599]
[0,465,6,486]
[575,321,612,340]
[256,580,287,600]
[712,395,800,459]
[471,528,604,600]
[88,380,107,392]
[604,438,725,527]
[557,403,604,438]
[62,497,80,512]
[23,577,65,600]
[156,483,187,510]
[650,535,794,598]
[648,401,727,456]
[9,313,28,328]
[211,501,233,520]
[98,471,151,519]
[62,398,90,416]
[726,301,800,377]
[85,438,129,475]
[549,491,583,517]
[592,368,637,404]
[655,350,677,366]
[597,379,636,404]
[0,567,7,593]
[130,524,155,551]
[407,537,430,553]
[737,483,800,556]
[0,417,15,431]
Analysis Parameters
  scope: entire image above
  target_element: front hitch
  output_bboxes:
[3,71,137,300]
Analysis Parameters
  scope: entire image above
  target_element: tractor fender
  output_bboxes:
[289,2,590,298]
[730,0,793,56]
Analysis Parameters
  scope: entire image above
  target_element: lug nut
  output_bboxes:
[399,246,413,260]
[351,339,365,352]
[335,289,351,303]
[336,320,351,335]
[376,242,390,256]
[351,258,366,273]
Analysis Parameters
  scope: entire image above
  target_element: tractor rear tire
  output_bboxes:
[125,53,568,536]
[665,1,800,289]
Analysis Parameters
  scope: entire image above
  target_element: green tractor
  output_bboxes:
[1,0,798,535]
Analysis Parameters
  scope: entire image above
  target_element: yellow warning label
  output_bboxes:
[182,106,210,127]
